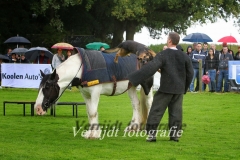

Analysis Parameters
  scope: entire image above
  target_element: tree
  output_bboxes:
[1,0,240,52]
[143,0,240,39]
[110,0,240,45]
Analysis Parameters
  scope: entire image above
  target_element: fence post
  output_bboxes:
[199,60,202,92]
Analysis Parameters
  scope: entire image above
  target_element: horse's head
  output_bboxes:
[35,69,60,115]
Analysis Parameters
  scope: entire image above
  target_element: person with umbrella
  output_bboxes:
[34,51,51,64]
[216,46,234,92]
[9,53,19,63]
[99,46,105,51]
[52,48,65,69]
[5,48,12,61]
[189,43,207,92]
[65,50,72,60]
[20,54,30,63]
[0,54,10,88]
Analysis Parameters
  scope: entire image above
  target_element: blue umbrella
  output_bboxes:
[25,47,53,62]
[182,33,213,42]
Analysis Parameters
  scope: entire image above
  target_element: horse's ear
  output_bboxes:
[50,69,56,80]
[40,70,45,77]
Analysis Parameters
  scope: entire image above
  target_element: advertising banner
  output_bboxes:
[1,64,52,88]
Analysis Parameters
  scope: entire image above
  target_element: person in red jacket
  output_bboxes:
[34,51,51,64]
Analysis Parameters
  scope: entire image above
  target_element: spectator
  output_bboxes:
[0,58,3,85]
[234,46,240,60]
[202,42,209,55]
[189,43,207,92]
[66,50,72,60]
[186,45,192,57]
[216,46,233,92]
[99,46,105,51]
[210,44,220,59]
[19,54,30,63]
[192,43,197,51]
[162,45,168,50]
[34,51,51,64]
[210,44,221,89]
[220,43,234,58]
[5,48,12,61]
[65,50,73,90]
[176,45,183,51]
[228,49,234,59]
[205,48,218,92]
[0,58,3,88]
[202,42,209,90]
[9,53,19,63]
[52,48,65,69]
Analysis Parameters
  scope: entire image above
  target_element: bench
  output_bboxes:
[3,101,35,116]
[51,102,86,118]
[3,101,85,118]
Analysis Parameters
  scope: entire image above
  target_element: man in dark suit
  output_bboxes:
[128,32,194,142]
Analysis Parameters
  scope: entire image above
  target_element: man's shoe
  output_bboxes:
[170,138,179,142]
[146,135,156,142]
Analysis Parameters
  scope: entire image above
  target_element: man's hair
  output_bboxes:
[168,32,180,45]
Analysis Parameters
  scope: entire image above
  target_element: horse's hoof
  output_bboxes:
[83,130,101,139]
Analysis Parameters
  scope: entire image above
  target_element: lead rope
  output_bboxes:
[52,62,83,105]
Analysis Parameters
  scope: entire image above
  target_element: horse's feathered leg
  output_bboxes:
[80,86,102,139]
[140,87,153,125]
[125,86,142,131]
[126,84,153,131]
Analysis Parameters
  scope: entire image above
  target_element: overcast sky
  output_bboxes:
[130,18,240,46]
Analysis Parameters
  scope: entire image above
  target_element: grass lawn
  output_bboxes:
[0,88,239,160]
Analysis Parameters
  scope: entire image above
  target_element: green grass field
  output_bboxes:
[0,88,239,160]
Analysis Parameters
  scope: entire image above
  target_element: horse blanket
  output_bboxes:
[75,47,138,87]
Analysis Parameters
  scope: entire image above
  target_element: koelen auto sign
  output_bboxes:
[1,64,52,88]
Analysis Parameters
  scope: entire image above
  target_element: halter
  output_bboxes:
[42,79,60,108]
[43,63,82,106]
[47,62,83,106]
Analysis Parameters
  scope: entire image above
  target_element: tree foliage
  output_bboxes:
[0,0,240,52]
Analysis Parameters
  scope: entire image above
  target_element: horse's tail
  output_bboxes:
[139,87,153,126]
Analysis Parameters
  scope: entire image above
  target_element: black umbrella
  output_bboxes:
[25,47,53,62]
[11,48,29,55]
[4,36,31,44]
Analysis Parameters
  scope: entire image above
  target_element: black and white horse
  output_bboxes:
[34,48,154,139]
